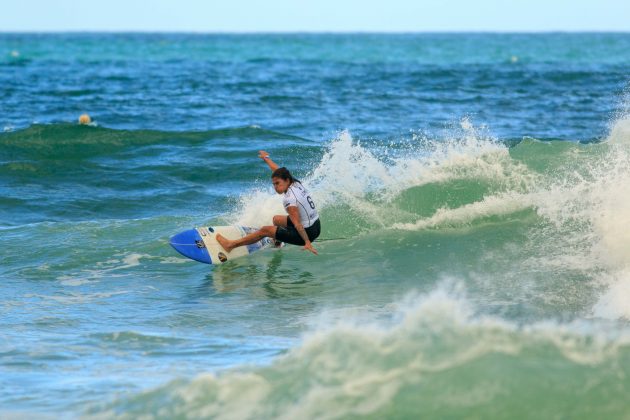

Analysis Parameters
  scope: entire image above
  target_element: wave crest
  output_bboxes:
[233,122,536,234]
[92,290,630,419]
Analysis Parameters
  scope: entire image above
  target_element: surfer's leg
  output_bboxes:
[273,215,288,227]
[216,226,277,252]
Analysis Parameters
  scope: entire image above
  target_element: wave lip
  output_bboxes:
[233,123,536,233]
[392,192,533,230]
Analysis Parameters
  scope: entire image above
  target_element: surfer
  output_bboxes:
[216,151,321,255]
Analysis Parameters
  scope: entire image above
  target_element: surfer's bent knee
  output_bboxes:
[260,225,277,238]
[272,215,287,227]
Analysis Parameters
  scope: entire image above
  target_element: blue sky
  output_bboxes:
[2,0,629,32]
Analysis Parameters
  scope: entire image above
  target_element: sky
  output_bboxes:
[1,0,629,32]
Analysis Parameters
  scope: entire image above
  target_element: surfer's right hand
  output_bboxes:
[258,150,270,160]
[303,242,318,255]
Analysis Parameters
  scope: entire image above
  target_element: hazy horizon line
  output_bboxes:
[2,29,629,35]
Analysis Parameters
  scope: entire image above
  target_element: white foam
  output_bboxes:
[531,144,630,270]
[160,256,191,264]
[230,188,285,227]
[514,112,630,320]
[56,253,152,287]
[606,116,630,145]
[232,122,534,228]
[96,288,630,419]
[26,291,129,305]
[97,253,151,271]
[58,276,95,287]
[592,269,630,320]
[118,253,149,269]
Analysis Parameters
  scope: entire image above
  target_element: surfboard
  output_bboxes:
[169,226,281,264]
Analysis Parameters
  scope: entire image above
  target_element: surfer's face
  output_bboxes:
[272,177,290,194]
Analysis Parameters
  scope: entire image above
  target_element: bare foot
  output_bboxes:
[215,233,234,252]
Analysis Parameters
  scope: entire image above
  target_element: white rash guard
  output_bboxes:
[283,182,319,228]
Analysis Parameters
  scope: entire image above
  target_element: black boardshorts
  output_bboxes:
[275,218,321,246]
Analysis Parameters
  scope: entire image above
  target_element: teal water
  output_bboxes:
[2,33,630,418]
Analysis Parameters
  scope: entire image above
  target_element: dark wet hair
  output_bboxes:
[271,167,300,184]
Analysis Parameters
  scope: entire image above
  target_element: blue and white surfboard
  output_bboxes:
[169,226,281,264]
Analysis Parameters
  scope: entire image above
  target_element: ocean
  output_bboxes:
[1,33,630,419]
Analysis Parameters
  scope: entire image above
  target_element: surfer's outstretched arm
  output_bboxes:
[259,150,279,171]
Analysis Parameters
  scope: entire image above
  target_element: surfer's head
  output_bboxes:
[271,167,297,194]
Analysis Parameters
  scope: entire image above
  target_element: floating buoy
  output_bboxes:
[78,114,92,125]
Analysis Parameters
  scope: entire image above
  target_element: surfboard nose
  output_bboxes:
[169,229,212,264]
